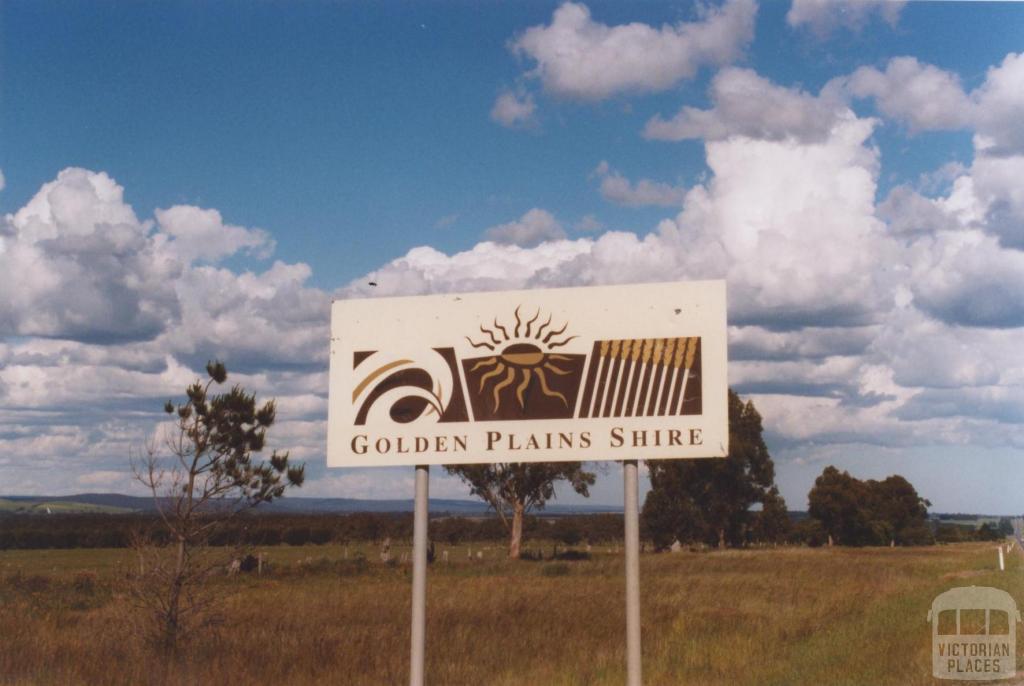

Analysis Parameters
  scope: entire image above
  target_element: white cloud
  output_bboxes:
[0,168,180,342]
[592,161,687,207]
[511,0,756,101]
[846,57,973,132]
[787,0,904,37]
[644,67,848,143]
[972,52,1024,156]
[0,167,329,366]
[5,51,1024,500]
[841,52,1024,156]
[482,208,567,247]
[300,469,470,499]
[167,260,330,369]
[667,114,894,330]
[877,185,961,236]
[908,229,1024,329]
[969,154,1024,248]
[340,67,1024,459]
[870,307,1013,390]
[155,205,274,263]
[490,89,537,128]
[77,470,131,488]
[354,105,894,334]
[729,324,878,362]
[575,214,604,233]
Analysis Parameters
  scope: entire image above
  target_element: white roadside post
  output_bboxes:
[998,545,1005,571]
[410,465,429,686]
[623,459,642,686]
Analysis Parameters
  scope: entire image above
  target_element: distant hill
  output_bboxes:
[0,496,134,515]
[0,493,621,516]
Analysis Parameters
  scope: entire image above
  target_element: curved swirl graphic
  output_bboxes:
[352,347,467,426]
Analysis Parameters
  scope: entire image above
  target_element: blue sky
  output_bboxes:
[2,1,1023,513]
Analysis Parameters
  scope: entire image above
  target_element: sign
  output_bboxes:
[327,280,728,467]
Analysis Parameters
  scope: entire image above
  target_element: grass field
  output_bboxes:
[1,541,1021,685]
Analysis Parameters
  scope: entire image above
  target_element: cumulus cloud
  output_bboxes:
[510,0,756,101]
[972,52,1024,156]
[357,106,893,335]
[644,68,848,143]
[490,89,537,128]
[0,168,180,342]
[846,57,973,132]
[668,114,894,330]
[877,185,961,236]
[592,161,687,207]
[343,239,591,300]
[908,229,1024,329]
[343,65,1024,457]
[300,468,470,499]
[879,146,1024,251]
[842,52,1024,157]
[869,307,1012,391]
[167,261,330,369]
[0,168,327,363]
[482,208,567,247]
[155,205,274,263]
[6,51,1024,498]
[897,386,1024,425]
[969,154,1024,247]
[574,214,604,233]
[729,324,878,362]
[787,0,904,37]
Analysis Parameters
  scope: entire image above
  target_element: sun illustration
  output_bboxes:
[465,307,578,413]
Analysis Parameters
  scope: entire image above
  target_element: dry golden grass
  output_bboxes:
[1,542,1021,685]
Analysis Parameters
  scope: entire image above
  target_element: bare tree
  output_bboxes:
[130,361,304,650]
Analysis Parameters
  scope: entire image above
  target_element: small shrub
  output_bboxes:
[72,571,98,595]
[540,563,570,577]
[336,557,369,577]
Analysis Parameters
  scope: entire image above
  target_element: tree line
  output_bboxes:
[0,512,627,550]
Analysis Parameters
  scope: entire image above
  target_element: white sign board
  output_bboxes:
[327,281,728,467]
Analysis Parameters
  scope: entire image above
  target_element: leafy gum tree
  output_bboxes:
[444,462,595,559]
[642,390,783,549]
[808,467,931,546]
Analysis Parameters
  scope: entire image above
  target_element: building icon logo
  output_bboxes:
[928,586,1020,681]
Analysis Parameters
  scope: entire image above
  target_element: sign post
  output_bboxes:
[410,465,429,686]
[623,459,642,686]
[327,280,728,684]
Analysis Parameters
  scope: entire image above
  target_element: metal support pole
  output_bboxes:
[410,465,429,686]
[623,459,642,686]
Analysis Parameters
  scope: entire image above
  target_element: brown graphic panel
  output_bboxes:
[352,348,468,425]
[576,337,702,417]
[577,341,603,419]
[462,353,586,421]
[434,348,469,423]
